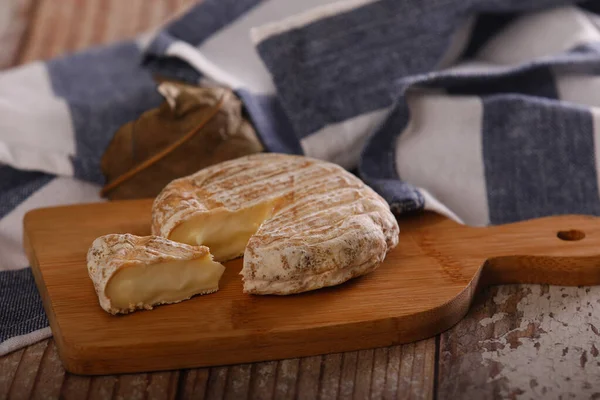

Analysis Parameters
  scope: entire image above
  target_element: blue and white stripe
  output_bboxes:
[2,0,600,354]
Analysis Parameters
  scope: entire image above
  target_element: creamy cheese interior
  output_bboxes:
[105,258,225,310]
[168,201,276,261]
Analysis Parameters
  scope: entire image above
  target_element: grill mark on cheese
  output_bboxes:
[257,209,384,248]
[199,157,305,186]
[265,192,387,233]
[207,164,331,203]
[267,188,370,225]
[201,158,312,192]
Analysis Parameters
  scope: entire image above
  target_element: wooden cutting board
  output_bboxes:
[23,199,600,375]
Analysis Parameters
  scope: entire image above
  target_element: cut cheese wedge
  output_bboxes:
[152,153,399,295]
[87,233,224,314]
[169,200,278,261]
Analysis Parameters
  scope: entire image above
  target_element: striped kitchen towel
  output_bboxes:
[2,0,600,355]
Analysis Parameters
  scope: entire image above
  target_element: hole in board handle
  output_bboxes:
[557,230,585,241]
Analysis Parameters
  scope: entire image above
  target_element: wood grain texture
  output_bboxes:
[249,361,278,399]
[5,340,48,400]
[0,338,436,399]
[438,284,600,400]
[7,0,598,398]
[0,0,35,68]
[23,200,600,375]
[0,348,25,398]
[30,340,66,400]
[16,0,198,64]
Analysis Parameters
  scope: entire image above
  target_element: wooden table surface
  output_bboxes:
[1,1,598,399]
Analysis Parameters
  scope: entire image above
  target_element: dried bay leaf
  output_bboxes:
[100,81,264,200]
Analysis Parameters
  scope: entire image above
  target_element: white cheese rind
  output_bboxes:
[151,153,399,295]
[87,233,224,314]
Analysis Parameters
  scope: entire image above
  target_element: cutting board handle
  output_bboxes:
[472,214,600,287]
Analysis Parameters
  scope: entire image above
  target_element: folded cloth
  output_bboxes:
[2,0,600,355]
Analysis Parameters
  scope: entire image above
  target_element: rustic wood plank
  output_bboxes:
[396,340,436,400]
[88,0,110,51]
[0,339,437,400]
[354,349,374,399]
[438,284,600,400]
[43,0,76,61]
[205,366,228,399]
[6,340,48,399]
[1,343,436,400]
[0,349,25,398]
[273,359,300,399]
[382,345,401,400]
[398,343,418,398]
[112,373,149,400]
[178,369,209,399]
[296,356,322,400]
[418,339,436,400]
[60,374,91,400]
[30,340,65,400]
[87,376,118,400]
[0,0,35,69]
[103,0,139,44]
[17,0,198,64]
[147,371,179,400]
[249,361,277,400]
[64,0,96,52]
[17,0,55,63]
[224,364,252,400]
[319,353,343,399]
[370,347,388,399]
[339,351,358,399]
